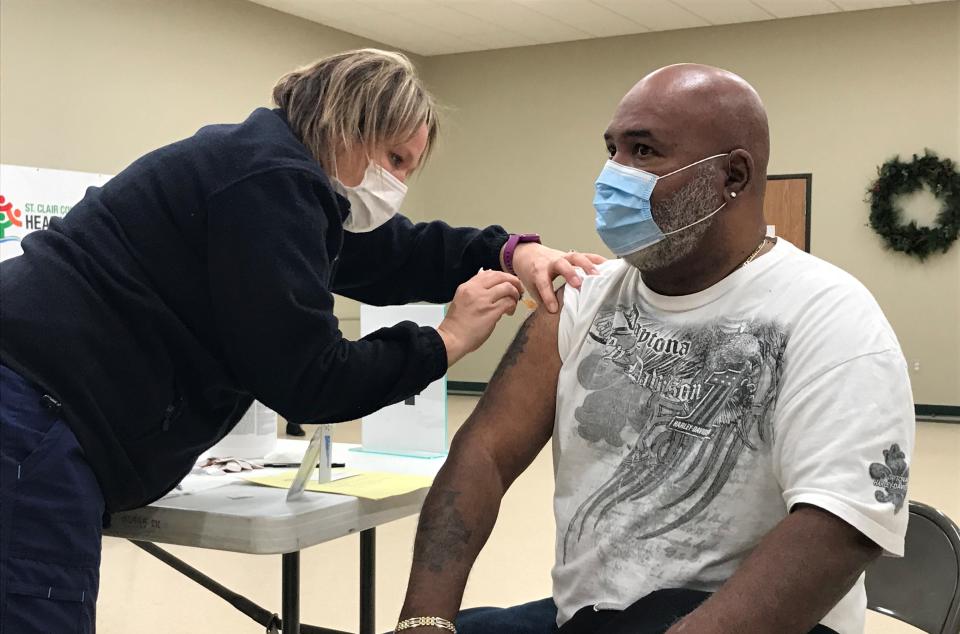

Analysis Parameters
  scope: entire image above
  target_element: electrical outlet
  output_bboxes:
[912,360,921,373]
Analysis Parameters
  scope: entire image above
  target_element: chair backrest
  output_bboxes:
[865,501,960,634]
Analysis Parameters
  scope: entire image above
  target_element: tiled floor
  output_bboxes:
[96,397,958,633]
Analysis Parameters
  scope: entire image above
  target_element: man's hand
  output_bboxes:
[666,504,882,634]
[398,291,565,627]
[505,242,604,313]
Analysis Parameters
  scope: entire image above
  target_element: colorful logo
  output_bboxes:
[0,195,24,241]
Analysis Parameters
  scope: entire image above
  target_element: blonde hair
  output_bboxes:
[273,48,438,176]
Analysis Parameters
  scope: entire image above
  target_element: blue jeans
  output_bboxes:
[458,598,559,634]
[456,590,840,634]
[0,365,104,633]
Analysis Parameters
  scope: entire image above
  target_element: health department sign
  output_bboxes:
[0,164,113,261]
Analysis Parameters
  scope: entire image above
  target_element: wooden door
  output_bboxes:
[763,175,811,251]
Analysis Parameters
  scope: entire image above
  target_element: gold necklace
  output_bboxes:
[737,237,772,270]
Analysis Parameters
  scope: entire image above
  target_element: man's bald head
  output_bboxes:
[603,64,772,283]
[612,64,769,179]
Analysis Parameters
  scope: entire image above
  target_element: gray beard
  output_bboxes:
[624,167,723,272]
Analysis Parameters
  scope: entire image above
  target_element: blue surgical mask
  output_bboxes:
[594,154,728,256]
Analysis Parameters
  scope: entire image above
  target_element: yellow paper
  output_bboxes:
[245,469,434,501]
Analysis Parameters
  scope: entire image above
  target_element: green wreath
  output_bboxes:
[867,150,960,260]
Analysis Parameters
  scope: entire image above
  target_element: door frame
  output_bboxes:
[767,173,812,253]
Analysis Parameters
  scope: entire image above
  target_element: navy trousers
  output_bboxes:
[0,364,104,633]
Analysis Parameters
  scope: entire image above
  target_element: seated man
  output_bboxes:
[395,64,913,634]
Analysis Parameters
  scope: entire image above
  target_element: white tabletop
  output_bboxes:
[102,441,445,555]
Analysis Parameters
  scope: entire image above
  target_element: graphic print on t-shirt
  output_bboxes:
[562,303,788,563]
[869,443,909,513]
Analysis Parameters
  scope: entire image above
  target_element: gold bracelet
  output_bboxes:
[395,616,457,632]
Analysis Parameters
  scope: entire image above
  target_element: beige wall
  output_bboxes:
[0,0,407,338]
[0,0,399,171]
[411,1,960,406]
[3,1,958,405]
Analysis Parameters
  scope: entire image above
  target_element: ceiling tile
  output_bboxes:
[365,26,487,56]
[460,29,542,49]
[249,0,931,56]
[514,0,649,37]
[751,0,842,19]
[831,0,910,8]
[252,1,399,42]
[361,1,506,38]
[442,1,595,42]
[593,0,711,31]
[676,0,776,24]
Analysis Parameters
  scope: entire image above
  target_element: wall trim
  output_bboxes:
[448,381,487,395]
[915,404,960,423]
[448,381,958,424]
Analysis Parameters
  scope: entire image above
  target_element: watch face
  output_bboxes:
[519,233,541,242]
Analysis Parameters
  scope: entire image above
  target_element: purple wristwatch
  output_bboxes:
[502,233,542,275]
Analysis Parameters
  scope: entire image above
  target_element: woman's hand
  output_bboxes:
[437,270,523,367]
[508,244,606,313]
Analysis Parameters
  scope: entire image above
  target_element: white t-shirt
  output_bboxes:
[552,239,914,634]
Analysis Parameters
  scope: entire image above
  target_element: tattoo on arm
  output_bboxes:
[472,312,539,420]
[413,490,473,573]
[488,312,536,384]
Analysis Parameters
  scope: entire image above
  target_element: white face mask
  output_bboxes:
[334,162,407,233]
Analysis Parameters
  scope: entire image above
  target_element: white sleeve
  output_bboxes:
[558,260,630,363]
[772,350,915,556]
[557,283,582,362]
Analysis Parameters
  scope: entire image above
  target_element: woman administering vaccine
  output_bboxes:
[0,48,603,631]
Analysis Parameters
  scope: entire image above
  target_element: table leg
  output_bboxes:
[360,528,376,634]
[283,552,300,634]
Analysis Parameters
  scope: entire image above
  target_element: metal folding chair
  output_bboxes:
[865,501,960,634]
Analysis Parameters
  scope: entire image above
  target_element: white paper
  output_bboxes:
[360,304,447,455]
[162,474,240,498]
